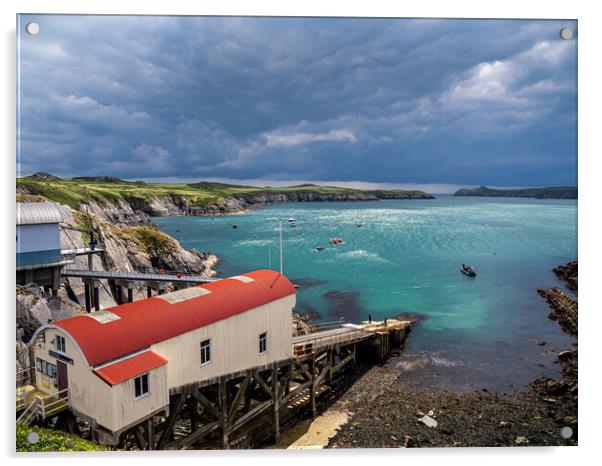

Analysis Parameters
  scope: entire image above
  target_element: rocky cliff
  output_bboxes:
[15,198,218,352]
[17,175,435,218]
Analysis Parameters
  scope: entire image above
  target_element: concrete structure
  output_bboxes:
[16,202,71,293]
[26,270,296,442]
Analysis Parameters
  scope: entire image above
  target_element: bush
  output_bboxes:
[130,226,177,255]
[16,424,108,452]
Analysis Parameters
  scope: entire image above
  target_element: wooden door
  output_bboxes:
[57,360,68,398]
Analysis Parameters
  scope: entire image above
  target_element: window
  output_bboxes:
[259,332,267,354]
[200,339,211,365]
[55,335,66,353]
[134,373,150,399]
[36,358,57,380]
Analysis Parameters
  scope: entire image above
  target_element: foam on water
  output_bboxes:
[154,195,577,391]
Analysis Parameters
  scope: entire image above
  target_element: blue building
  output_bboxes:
[16,202,70,293]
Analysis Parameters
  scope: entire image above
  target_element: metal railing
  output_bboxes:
[292,327,371,356]
[309,318,346,332]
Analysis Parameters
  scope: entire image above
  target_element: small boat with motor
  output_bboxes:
[288,218,296,223]
[460,264,476,277]
[315,246,325,251]
[329,237,344,245]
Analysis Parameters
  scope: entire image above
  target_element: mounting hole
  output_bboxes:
[560,426,573,439]
[559,27,573,40]
[26,431,40,444]
[25,22,40,35]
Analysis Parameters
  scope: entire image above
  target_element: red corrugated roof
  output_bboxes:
[53,270,295,367]
[93,350,167,386]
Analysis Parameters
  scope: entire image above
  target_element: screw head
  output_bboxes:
[560,426,573,439]
[559,27,573,40]
[25,22,40,35]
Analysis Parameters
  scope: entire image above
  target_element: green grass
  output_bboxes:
[130,226,177,255]
[16,424,108,452]
[17,176,433,210]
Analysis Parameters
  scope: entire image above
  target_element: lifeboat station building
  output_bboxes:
[28,270,296,444]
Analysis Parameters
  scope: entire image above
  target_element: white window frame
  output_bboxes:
[134,373,150,400]
[259,332,268,354]
[55,335,66,353]
[200,338,211,366]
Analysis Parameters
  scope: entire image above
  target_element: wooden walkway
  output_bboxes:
[61,268,219,284]
[17,318,413,450]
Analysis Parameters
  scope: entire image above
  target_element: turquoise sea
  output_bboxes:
[154,195,577,392]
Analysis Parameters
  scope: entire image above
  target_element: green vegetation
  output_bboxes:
[17,175,434,211]
[130,226,177,255]
[454,185,577,199]
[16,194,46,203]
[16,424,108,452]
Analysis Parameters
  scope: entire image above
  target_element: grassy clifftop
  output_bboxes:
[17,174,434,212]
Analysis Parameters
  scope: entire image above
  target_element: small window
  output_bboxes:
[134,373,150,399]
[259,332,267,354]
[55,335,66,353]
[36,358,42,372]
[200,339,211,365]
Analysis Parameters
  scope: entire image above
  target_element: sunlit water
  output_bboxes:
[154,195,577,392]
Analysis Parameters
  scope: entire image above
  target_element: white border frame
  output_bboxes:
[3,1,600,465]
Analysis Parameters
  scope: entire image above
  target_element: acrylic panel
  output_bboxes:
[16,15,577,451]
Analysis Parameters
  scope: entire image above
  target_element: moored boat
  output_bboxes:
[460,264,476,277]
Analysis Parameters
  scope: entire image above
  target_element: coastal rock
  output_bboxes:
[553,261,578,292]
[417,415,438,428]
[537,288,578,337]
[16,284,83,343]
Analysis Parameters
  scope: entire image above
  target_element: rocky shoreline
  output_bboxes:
[325,261,578,448]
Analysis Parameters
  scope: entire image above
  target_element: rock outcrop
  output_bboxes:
[553,260,578,292]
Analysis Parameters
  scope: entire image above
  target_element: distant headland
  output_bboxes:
[453,185,577,199]
[17,172,435,217]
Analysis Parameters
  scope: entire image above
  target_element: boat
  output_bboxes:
[290,222,297,228]
[356,223,364,228]
[315,246,325,251]
[288,218,296,223]
[329,237,344,245]
[460,264,477,277]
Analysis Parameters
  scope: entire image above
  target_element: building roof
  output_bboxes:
[17,201,63,225]
[53,270,296,367]
[93,350,167,386]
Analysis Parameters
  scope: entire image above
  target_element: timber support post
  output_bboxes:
[93,285,100,311]
[271,362,280,442]
[219,376,229,449]
[84,283,91,312]
[309,355,317,418]
[146,416,155,450]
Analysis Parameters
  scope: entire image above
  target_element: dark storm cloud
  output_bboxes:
[17,15,577,187]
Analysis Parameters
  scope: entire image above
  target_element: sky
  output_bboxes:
[17,15,577,192]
